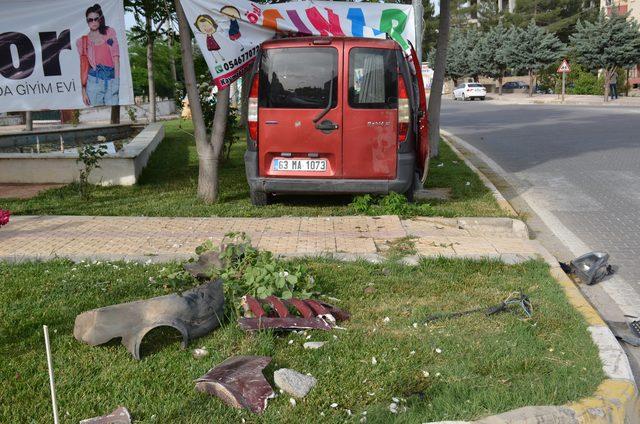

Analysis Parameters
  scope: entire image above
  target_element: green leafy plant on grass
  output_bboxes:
[350,192,433,217]
[76,143,107,199]
[197,76,240,162]
[191,232,315,306]
[126,106,137,123]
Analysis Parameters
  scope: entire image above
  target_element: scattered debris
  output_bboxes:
[371,357,377,365]
[363,286,376,295]
[79,406,131,424]
[606,321,640,347]
[192,347,209,359]
[423,292,532,323]
[389,402,398,414]
[274,368,317,398]
[303,341,325,350]
[330,403,338,408]
[195,356,274,414]
[289,398,296,407]
[382,317,390,324]
[183,251,223,279]
[74,279,224,360]
[565,252,615,285]
[435,348,442,354]
[238,295,350,332]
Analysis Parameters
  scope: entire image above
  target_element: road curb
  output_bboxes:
[440,130,517,216]
[440,130,639,423]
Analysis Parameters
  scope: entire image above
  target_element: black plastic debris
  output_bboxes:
[569,252,614,285]
[423,292,532,323]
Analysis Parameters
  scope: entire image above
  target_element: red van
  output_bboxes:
[244,36,429,206]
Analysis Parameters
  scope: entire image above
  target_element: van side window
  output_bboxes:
[259,47,338,109]
[348,48,397,109]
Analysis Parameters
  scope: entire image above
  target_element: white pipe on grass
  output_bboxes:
[43,325,60,424]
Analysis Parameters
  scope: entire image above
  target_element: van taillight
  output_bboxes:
[248,73,259,142]
[398,75,409,143]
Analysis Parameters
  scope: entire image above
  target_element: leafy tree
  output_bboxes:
[129,35,181,98]
[445,28,469,85]
[422,0,439,56]
[472,21,511,94]
[505,20,565,96]
[126,0,175,122]
[570,11,640,101]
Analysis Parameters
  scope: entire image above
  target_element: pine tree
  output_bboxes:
[445,28,469,85]
[571,11,640,102]
[505,20,565,96]
[471,21,511,94]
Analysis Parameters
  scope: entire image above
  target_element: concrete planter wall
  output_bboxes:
[0,123,164,186]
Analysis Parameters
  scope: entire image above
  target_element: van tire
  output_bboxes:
[250,190,270,206]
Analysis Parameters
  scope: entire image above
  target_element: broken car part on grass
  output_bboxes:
[195,355,275,414]
[79,406,131,424]
[423,292,532,323]
[74,279,224,360]
[238,295,350,331]
[561,251,615,285]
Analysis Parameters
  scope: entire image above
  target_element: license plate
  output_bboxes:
[273,159,327,172]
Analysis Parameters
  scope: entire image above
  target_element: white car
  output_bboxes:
[453,83,487,101]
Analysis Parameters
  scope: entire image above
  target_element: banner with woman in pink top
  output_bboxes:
[0,0,133,112]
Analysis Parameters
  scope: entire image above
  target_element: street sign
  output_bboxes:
[557,59,571,73]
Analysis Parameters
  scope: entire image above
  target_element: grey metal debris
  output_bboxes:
[74,279,224,360]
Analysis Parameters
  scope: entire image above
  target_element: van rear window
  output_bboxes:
[349,48,397,109]
[259,47,338,109]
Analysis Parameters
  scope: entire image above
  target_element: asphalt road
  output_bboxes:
[441,99,640,317]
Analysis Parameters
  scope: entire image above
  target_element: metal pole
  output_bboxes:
[412,0,424,62]
[562,72,566,103]
[43,325,60,424]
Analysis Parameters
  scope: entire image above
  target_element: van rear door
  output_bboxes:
[407,44,430,182]
[341,41,398,179]
[258,41,343,179]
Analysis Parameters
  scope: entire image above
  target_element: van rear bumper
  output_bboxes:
[244,151,415,194]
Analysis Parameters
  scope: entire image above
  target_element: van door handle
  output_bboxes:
[315,119,339,133]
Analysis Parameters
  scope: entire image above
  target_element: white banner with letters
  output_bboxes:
[179,0,415,90]
[0,0,133,112]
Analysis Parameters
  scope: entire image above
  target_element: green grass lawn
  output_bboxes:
[2,120,506,218]
[1,258,603,423]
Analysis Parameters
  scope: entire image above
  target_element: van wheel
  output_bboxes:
[250,190,270,206]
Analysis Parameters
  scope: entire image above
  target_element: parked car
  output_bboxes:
[244,37,429,206]
[452,83,487,101]
[502,81,530,90]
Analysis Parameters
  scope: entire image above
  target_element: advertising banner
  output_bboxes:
[0,0,134,112]
[179,0,415,89]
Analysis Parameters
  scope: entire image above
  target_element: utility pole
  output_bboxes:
[412,0,424,62]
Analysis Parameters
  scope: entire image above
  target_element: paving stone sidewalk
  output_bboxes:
[0,215,545,263]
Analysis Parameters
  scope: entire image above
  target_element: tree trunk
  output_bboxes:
[498,74,503,95]
[175,0,212,202]
[427,0,451,158]
[528,70,534,97]
[206,87,230,201]
[240,72,250,128]
[167,29,178,92]
[110,106,120,124]
[603,69,610,103]
[145,13,157,122]
[25,111,33,131]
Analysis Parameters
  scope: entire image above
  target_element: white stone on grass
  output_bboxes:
[274,368,317,398]
[303,341,325,350]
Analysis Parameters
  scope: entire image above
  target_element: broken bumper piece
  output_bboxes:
[238,295,350,331]
[195,355,274,414]
[79,406,131,424]
[74,279,224,360]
